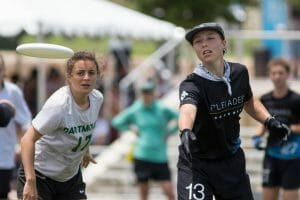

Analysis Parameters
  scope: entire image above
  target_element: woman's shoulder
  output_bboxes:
[90,89,104,100]
[228,61,248,72]
[180,73,201,85]
[3,81,22,93]
[43,86,70,108]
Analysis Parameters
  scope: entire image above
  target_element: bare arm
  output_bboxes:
[244,97,271,124]
[20,126,42,199]
[290,124,300,134]
[178,104,197,131]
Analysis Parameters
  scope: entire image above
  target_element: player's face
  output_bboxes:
[141,91,155,106]
[269,64,289,89]
[192,30,226,65]
[67,59,98,96]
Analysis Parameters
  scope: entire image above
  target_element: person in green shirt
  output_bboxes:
[112,80,178,200]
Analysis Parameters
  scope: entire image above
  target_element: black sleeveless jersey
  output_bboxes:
[260,90,300,127]
[179,62,253,159]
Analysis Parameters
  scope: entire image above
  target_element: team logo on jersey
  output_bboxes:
[63,122,96,135]
[180,91,188,101]
[209,95,245,119]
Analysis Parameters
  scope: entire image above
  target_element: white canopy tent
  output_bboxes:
[0,0,175,40]
[0,0,177,109]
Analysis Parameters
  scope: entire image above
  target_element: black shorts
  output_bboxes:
[262,154,300,189]
[0,168,13,198]
[133,158,171,183]
[177,146,253,200]
[17,165,86,200]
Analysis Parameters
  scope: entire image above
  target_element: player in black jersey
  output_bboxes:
[177,22,290,200]
[252,58,300,200]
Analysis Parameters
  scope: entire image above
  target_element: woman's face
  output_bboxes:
[67,59,98,97]
[192,30,226,65]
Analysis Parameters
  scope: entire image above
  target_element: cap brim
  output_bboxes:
[185,27,224,44]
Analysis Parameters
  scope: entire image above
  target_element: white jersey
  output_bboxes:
[0,81,32,169]
[32,86,103,182]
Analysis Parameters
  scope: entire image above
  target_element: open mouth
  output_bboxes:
[203,50,212,55]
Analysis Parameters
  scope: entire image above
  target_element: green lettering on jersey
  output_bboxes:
[82,125,87,132]
[77,125,82,132]
[63,127,69,133]
[64,122,96,135]
[69,127,75,134]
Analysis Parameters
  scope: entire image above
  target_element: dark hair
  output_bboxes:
[66,51,99,75]
[267,58,290,74]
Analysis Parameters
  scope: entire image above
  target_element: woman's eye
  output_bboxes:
[88,71,96,76]
[194,39,201,43]
[77,71,85,76]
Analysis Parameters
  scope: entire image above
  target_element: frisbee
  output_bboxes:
[16,43,74,59]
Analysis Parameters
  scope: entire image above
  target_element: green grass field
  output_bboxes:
[19,34,160,58]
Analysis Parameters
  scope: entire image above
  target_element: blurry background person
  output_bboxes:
[23,68,38,118]
[0,54,32,200]
[0,99,15,127]
[253,58,300,200]
[112,80,178,200]
[91,109,110,146]
[46,67,64,98]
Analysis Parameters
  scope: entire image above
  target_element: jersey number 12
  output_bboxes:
[72,135,92,152]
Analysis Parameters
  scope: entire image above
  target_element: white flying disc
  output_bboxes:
[16,43,74,59]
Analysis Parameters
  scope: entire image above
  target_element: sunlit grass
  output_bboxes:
[19,34,159,57]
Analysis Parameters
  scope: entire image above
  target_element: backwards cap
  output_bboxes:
[185,22,225,44]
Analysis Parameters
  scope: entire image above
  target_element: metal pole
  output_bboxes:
[37,22,46,111]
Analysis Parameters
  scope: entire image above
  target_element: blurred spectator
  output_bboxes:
[253,58,300,200]
[0,54,32,200]
[92,109,110,146]
[46,67,64,98]
[112,80,178,200]
[108,81,122,117]
[156,71,172,97]
[109,37,131,83]
[23,68,38,117]
[10,72,23,89]
[0,99,15,127]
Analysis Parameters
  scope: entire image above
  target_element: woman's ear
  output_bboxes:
[222,40,227,54]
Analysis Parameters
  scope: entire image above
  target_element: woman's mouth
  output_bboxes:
[203,50,212,55]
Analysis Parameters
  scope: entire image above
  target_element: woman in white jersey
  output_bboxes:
[17,51,104,200]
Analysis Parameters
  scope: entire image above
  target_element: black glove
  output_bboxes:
[264,116,291,146]
[180,129,197,161]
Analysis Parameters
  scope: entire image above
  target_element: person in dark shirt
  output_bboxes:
[253,58,300,200]
[177,22,290,200]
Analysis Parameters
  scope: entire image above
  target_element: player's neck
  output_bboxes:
[73,93,90,109]
[204,59,224,77]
